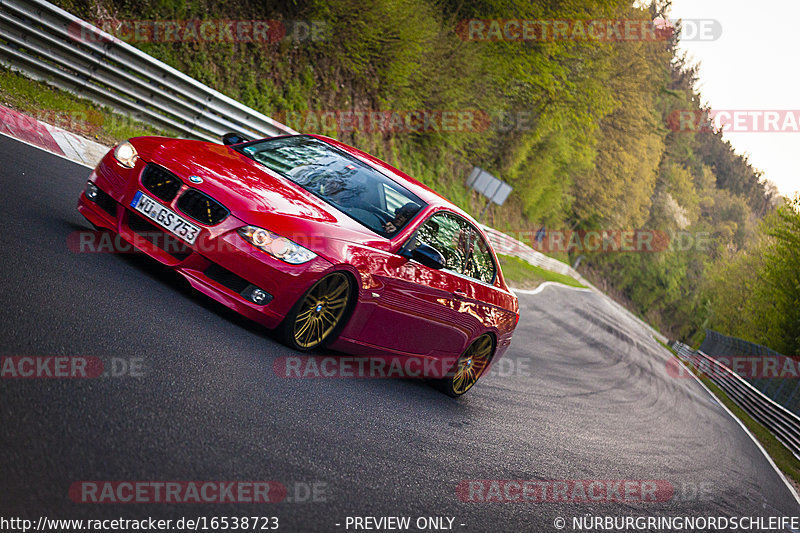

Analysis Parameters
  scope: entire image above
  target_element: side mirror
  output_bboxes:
[222,132,251,145]
[406,243,446,270]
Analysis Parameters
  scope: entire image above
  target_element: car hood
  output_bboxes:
[133,137,392,260]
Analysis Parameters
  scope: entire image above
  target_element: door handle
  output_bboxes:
[452,290,467,299]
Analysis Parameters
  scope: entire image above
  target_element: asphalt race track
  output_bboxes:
[1,134,798,532]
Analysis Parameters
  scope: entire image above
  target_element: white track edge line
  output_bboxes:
[672,352,800,509]
[511,281,593,295]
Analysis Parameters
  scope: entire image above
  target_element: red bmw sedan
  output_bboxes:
[77,133,519,396]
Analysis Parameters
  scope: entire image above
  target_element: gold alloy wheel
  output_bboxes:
[292,273,351,349]
[451,335,493,395]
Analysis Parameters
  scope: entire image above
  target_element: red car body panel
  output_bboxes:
[78,134,518,366]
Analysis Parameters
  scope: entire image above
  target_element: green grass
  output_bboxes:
[0,67,170,144]
[658,340,800,486]
[497,253,586,290]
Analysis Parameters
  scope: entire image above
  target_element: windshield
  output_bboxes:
[240,136,426,237]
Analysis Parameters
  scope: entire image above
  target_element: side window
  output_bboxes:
[382,183,407,213]
[464,225,497,284]
[411,212,497,283]
[415,213,468,272]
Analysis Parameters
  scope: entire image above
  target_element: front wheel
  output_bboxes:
[434,334,495,397]
[282,272,353,351]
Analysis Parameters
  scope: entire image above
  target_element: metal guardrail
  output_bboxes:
[700,329,800,412]
[672,341,800,460]
[480,224,588,281]
[0,0,298,142]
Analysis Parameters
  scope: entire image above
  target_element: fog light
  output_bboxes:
[85,181,99,201]
[251,289,268,304]
[240,284,272,306]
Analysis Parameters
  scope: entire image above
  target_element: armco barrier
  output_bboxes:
[700,330,800,414]
[672,341,800,460]
[0,0,298,142]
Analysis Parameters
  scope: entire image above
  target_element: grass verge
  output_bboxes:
[498,253,586,290]
[658,340,800,487]
[0,67,170,145]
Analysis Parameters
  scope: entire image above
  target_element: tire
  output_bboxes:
[433,334,495,397]
[282,272,354,351]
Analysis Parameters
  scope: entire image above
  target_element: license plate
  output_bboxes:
[130,191,201,245]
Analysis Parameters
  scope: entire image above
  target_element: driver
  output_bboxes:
[382,202,420,235]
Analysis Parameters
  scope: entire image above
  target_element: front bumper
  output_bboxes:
[77,156,334,330]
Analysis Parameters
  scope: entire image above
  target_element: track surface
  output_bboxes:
[1,135,797,531]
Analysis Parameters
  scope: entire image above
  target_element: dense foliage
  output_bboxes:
[54,0,794,349]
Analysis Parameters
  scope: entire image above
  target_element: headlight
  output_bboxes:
[113,141,138,168]
[238,226,317,265]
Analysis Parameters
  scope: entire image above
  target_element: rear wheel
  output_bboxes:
[435,334,494,397]
[283,272,353,351]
